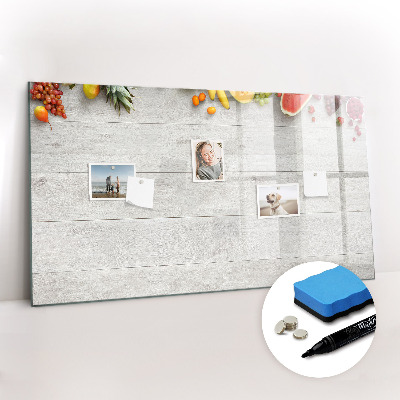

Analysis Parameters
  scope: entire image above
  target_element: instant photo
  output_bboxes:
[89,163,135,200]
[191,140,225,182]
[257,184,300,218]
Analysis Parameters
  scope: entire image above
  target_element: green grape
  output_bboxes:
[259,92,271,99]
[254,92,273,105]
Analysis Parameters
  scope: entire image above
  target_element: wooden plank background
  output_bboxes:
[30,86,374,305]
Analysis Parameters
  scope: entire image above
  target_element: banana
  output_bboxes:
[208,90,216,101]
[217,90,230,109]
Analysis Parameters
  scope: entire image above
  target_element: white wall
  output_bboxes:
[1,0,399,301]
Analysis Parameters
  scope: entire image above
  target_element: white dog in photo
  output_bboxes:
[266,192,289,216]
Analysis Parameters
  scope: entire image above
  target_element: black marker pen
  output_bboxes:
[302,314,376,358]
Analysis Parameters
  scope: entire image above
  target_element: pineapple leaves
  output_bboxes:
[116,92,134,114]
[103,85,135,116]
[115,86,131,98]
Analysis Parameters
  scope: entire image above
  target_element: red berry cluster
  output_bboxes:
[336,116,345,126]
[30,82,67,119]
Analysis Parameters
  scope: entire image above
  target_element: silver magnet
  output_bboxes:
[283,316,298,330]
[293,329,308,339]
[274,320,287,334]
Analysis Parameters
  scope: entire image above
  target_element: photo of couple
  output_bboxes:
[105,175,120,197]
[89,164,136,200]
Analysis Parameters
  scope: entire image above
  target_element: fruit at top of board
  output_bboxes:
[83,84,100,99]
[324,95,341,116]
[208,90,216,100]
[105,85,135,115]
[207,107,216,115]
[281,93,312,116]
[346,97,364,121]
[254,93,272,106]
[34,105,48,121]
[217,90,230,109]
[34,106,52,130]
[229,91,255,104]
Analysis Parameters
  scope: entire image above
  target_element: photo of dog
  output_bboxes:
[266,192,289,215]
[257,184,300,218]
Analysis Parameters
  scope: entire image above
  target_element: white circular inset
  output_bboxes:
[262,261,376,378]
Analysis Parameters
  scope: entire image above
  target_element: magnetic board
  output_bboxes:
[30,85,374,305]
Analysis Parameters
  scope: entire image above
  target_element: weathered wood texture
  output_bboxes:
[33,173,374,221]
[30,122,366,173]
[32,253,374,305]
[33,211,372,273]
[30,85,374,305]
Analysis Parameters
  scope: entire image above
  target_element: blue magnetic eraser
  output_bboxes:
[293,266,373,322]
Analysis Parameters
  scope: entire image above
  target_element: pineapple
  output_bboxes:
[104,85,135,115]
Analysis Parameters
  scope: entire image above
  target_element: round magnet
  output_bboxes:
[274,320,286,334]
[293,329,308,340]
[283,316,298,330]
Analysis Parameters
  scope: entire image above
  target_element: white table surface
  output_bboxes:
[1,271,399,400]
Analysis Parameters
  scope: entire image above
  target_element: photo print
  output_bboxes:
[257,183,300,218]
[191,140,225,182]
[89,163,136,200]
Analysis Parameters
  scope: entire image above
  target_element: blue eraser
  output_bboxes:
[293,266,373,322]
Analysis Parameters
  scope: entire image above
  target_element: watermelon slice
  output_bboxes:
[281,93,312,116]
